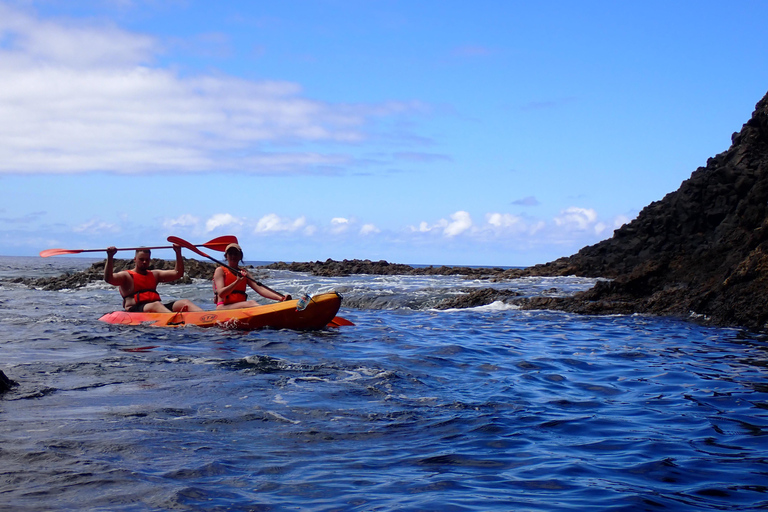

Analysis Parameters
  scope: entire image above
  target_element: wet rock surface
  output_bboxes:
[0,370,17,394]
[434,288,522,310]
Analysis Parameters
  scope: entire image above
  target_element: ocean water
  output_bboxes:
[1,256,767,511]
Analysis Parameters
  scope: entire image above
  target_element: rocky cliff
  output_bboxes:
[520,89,768,330]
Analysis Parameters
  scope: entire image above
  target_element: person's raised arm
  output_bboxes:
[156,244,185,283]
[103,246,124,286]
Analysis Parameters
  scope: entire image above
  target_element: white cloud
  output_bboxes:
[444,211,472,237]
[360,223,380,235]
[553,207,598,230]
[594,222,609,235]
[254,214,307,233]
[73,218,120,234]
[330,217,350,234]
[410,211,472,237]
[415,221,432,233]
[0,4,155,68]
[163,214,200,230]
[404,207,627,257]
[411,219,443,234]
[0,4,426,175]
[614,214,631,228]
[205,213,242,232]
[593,214,632,237]
[486,212,523,229]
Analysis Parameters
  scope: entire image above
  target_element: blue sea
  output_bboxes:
[1,255,767,511]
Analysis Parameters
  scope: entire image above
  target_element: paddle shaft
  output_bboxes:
[67,245,195,254]
[167,236,286,299]
[40,235,237,258]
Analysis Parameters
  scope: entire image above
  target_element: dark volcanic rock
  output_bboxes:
[1,370,18,393]
[263,259,521,279]
[436,288,521,309]
[521,89,768,330]
[263,259,417,276]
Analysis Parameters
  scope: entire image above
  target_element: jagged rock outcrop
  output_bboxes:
[435,288,521,309]
[520,89,768,330]
[1,370,17,393]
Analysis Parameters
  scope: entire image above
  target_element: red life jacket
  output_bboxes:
[122,270,161,307]
[214,267,248,305]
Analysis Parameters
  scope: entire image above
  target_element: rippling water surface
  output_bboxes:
[1,256,767,511]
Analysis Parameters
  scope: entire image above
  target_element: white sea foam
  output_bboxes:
[432,300,521,313]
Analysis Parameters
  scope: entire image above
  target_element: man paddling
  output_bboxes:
[104,245,203,313]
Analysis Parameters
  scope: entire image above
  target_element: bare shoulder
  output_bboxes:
[107,269,131,285]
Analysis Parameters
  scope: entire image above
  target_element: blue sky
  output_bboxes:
[1,0,767,266]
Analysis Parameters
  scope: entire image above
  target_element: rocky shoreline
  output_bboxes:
[261,259,522,279]
[14,257,525,292]
[15,257,226,291]
[11,255,528,309]
[9,89,768,331]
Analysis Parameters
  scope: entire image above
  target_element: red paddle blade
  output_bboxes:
[167,236,208,258]
[202,235,238,251]
[39,248,82,257]
[327,316,355,327]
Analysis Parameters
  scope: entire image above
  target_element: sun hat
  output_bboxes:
[225,243,243,256]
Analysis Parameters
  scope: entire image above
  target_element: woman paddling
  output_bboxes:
[213,243,291,309]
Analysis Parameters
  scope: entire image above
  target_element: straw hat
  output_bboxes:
[225,243,243,256]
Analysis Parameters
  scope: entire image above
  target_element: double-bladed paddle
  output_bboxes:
[168,235,285,296]
[168,235,354,327]
[39,235,238,258]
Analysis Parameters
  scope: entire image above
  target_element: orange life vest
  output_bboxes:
[122,270,161,307]
[214,267,248,305]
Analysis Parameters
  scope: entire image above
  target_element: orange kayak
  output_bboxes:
[98,292,345,330]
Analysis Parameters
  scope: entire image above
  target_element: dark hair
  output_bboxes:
[226,247,243,261]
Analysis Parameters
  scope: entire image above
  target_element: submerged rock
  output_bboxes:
[1,370,17,393]
[435,288,521,309]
